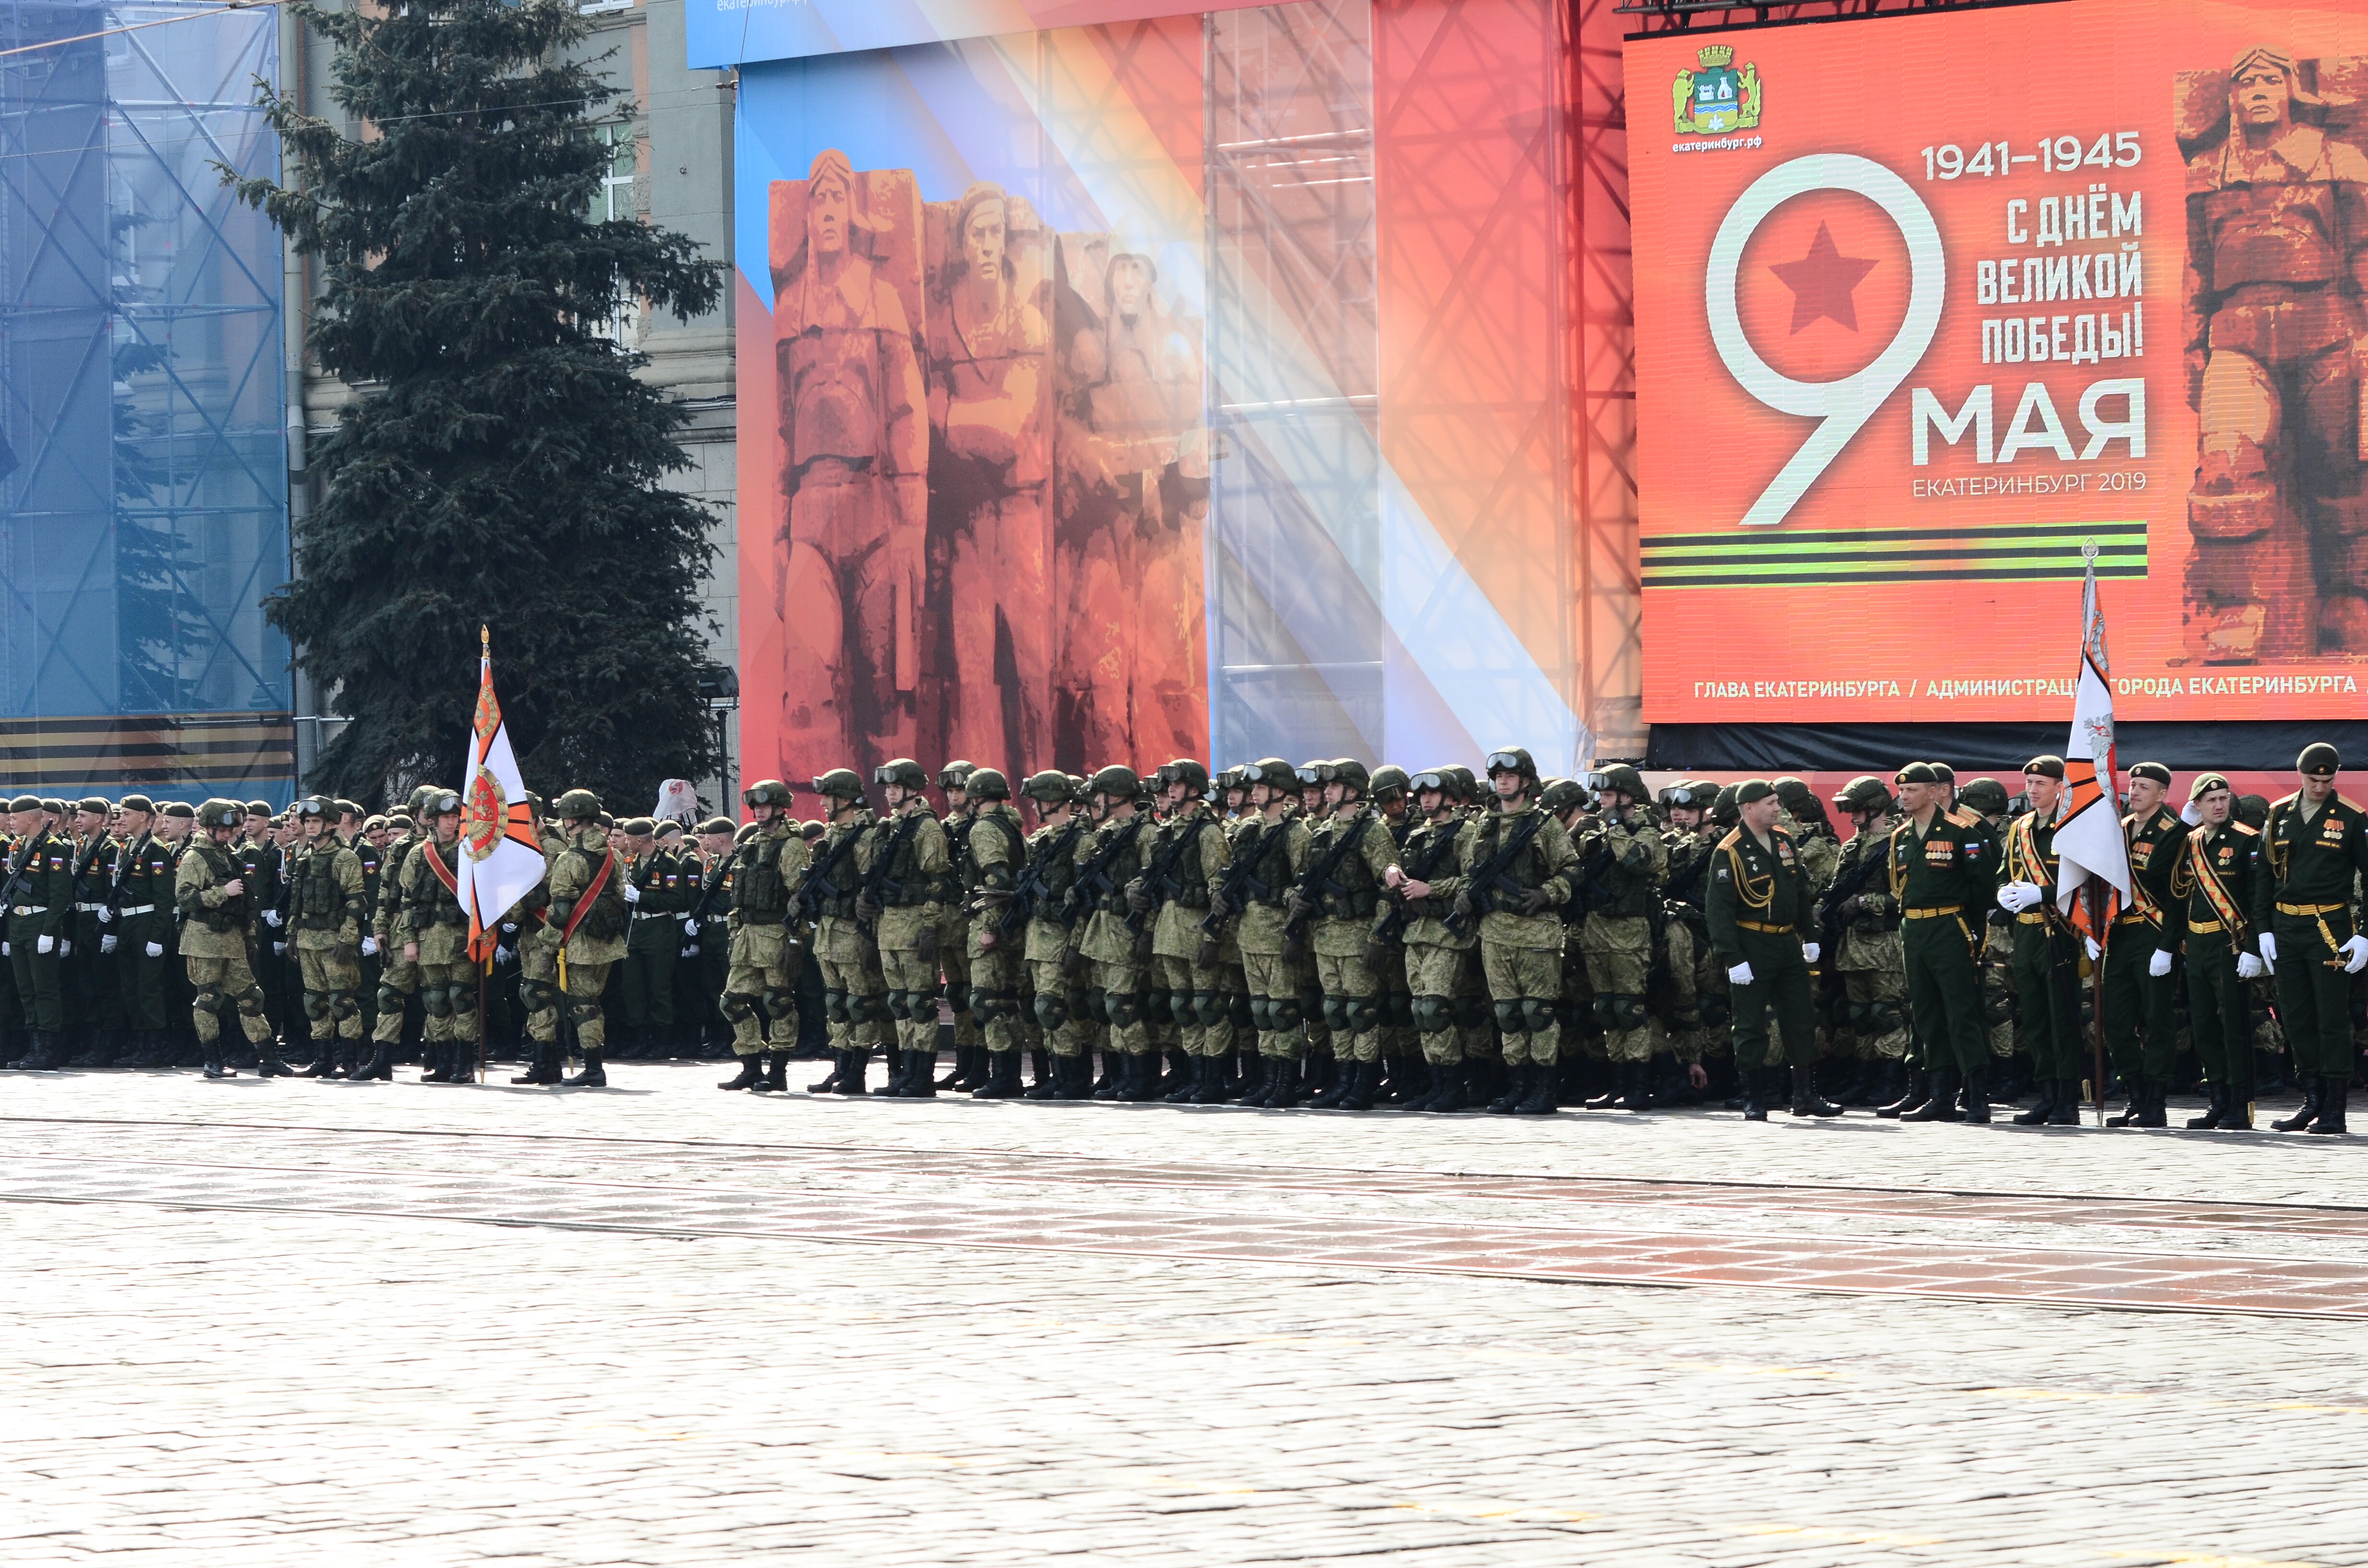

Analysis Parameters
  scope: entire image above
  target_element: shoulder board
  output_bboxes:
[2272,791,2300,808]
[2339,794,2366,815]
[1948,806,1982,828]
[2230,821,2259,837]
[1715,827,1743,850]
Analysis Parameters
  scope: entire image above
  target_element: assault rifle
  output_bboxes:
[1133,811,1215,936]
[1371,818,1465,944]
[1283,811,1376,955]
[999,816,1088,938]
[0,830,41,919]
[787,817,868,926]
[1060,815,1150,926]
[686,844,741,929]
[1203,818,1273,932]
[1443,809,1551,936]
[854,809,927,932]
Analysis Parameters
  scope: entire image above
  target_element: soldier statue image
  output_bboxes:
[771,149,929,779]
[2182,45,2368,662]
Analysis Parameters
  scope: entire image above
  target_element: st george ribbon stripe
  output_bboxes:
[1644,520,2147,586]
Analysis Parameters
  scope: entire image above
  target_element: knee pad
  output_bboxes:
[1591,994,1617,1030]
[1410,995,1452,1034]
[192,988,223,1015]
[1194,991,1230,1030]
[901,990,936,1024]
[303,992,332,1023]
[331,992,360,1022]
[1981,988,2014,1027]
[762,986,798,1019]
[1144,988,1174,1027]
[447,983,477,1017]
[1609,993,1647,1031]
[1383,992,1415,1029]
[720,992,758,1024]
[377,985,407,1015]
[853,992,891,1025]
[568,998,603,1026]
[946,982,972,1016]
[982,989,1022,1025]
[1868,998,1902,1034]
[1104,989,1144,1029]
[822,988,851,1025]
[1846,1000,1873,1033]
[1228,992,1255,1030]
[420,987,454,1019]
[1033,991,1070,1033]
[1520,997,1559,1034]
[882,990,911,1022]
[1246,995,1272,1032]
[1084,988,1111,1026]
[1347,995,1383,1032]
[1494,998,1525,1035]
[1269,993,1303,1032]
[1453,995,1491,1031]
[235,986,268,1017]
[518,979,554,1013]
[1320,995,1352,1034]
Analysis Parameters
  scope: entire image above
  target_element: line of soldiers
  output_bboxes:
[8,740,2361,1134]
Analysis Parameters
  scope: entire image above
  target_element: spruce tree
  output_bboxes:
[233,0,723,808]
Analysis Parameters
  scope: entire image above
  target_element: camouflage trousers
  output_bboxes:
[1579,915,1651,1064]
[1312,942,1384,1065]
[185,952,271,1046]
[1153,953,1236,1058]
[965,932,1024,1056]
[414,959,477,1044]
[563,959,613,1050]
[1480,939,1562,1067]
[1406,941,1493,1065]
[1239,947,1304,1060]
[722,925,800,1058]
[940,910,977,1049]
[1026,956,1092,1057]
[1088,957,1150,1055]
[520,938,561,1045]
[296,943,363,1044]
[370,952,419,1045]
[878,942,940,1060]
[1837,964,1911,1060]
[1660,921,1710,1065]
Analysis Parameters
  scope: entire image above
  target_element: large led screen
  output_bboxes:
[1628,0,2368,724]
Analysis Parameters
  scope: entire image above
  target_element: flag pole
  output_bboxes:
[2090,880,2107,1127]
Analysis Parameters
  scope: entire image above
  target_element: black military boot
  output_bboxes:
[1790,1066,1844,1117]
[2185,1082,2229,1130]
[1164,1054,1201,1104]
[719,1053,765,1090]
[2133,1078,2168,1128]
[2307,1077,2351,1135]
[1960,1065,1992,1124]
[1515,1061,1557,1115]
[2221,1085,2254,1130]
[1875,1067,1926,1118]
[562,1048,606,1088]
[254,1041,296,1078]
[296,1039,333,1078]
[1264,1056,1305,1108]
[2012,1077,2058,1126]
[838,1047,872,1095]
[511,1042,561,1085]
[1901,1070,1961,1121]
[807,1049,845,1094]
[1308,1053,1354,1109]
[1741,1067,1775,1121]
[1187,1054,1225,1105]
[1337,1060,1375,1112]
[202,1054,232,1079]
[1613,1059,1653,1112]
[1584,1064,1624,1110]
[2272,1077,2321,1132]
[758,1053,788,1092]
[1025,1052,1063,1101]
[2047,1078,2083,1125]
[2107,1078,2147,1127]
[1048,1051,1089,1100]
[349,1041,393,1081]
[1128,1052,1166,1102]
[1483,1061,1528,1115]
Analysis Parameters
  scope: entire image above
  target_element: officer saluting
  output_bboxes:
[1707,779,1839,1121]
[2255,743,2368,1134]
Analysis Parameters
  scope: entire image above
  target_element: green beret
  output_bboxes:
[244,800,271,817]
[620,816,656,837]
[119,794,155,814]
[2129,761,2172,786]
[8,794,40,813]
[654,819,684,839]
[2190,772,2232,801]
[698,817,737,835]
[335,798,364,819]
[1895,762,1939,785]
[2023,755,2066,779]
[39,798,66,816]
[2299,742,2341,775]
[74,796,109,816]
[161,800,196,820]
[363,814,388,832]
[1734,779,1777,806]
[1928,763,1955,783]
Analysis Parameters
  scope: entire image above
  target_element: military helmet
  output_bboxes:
[1832,774,1893,816]
[1539,777,1591,815]
[1368,764,1410,801]
[1155,759,1211,794]
[1772,776,1814,813]
[1239,758,1294,789]
[1484,746,1537,781]
[1409,765,1457,797]
[1658,778,1716,810]
[293,796,331,821]
[967,767,1011,801]
[1066,773,1093,806]
[407,785,436,815]
[742,778,793,809]
[422,789,462,817]
[1293,759,1331,787]
[1958,777,2012,816]
[1087,764,1139,799]
[196,798,242,830]
[1311,759,1370,794]
[812,768,867,801]
[873,758,928,791]
[1020,770,1073,804]
[937,760,977,790]
[1590,762,1646,801]
[1214,764,1246,793]
[554,787,602,821]
[1713,783,1740,819]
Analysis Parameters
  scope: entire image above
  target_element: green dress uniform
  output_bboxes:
[2172,816,2264,1118]
[1997,811,2082,1091]
[617,840,691,1052]
[64,824,121,1058]
[173,834,275,1065]
[721,818,810,1063]
[2101,804,2191,1099]
[2252,791,2368,1087]
[3,817,75,1061]
[288,833,368,1071]
[1705,820,1822,1100]
[1888,805,1998,1093]
[111,823,177,1056]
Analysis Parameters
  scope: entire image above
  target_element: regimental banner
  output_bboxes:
[1627,0,2368,724]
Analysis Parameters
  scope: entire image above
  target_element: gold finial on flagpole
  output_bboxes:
[2082,537,2099,565]
[481,625,491,655]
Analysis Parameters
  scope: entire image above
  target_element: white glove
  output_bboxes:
[1726,960,1755,986]
[272,941,286,956]
[622,882,641,905]
[2258,932,2277,966]
[3,941,11,957]
[2343,935,2368,975]
[2180,800,2203,825]
[1997,881,2042,914]
[2084,935,2101,962]
[36,934,53,955]
[95,905,111,924]
[261,908,282,928]
[144,941,163,958]
[2237,951,2266,980]
[495,945,514,966]
[57,940,70,957]
[99,935,116,955]
[2148,949,2173,978]
[360,935,380,958]
[1801,942,1820,965]
[681,943,699,959]
[682,913,699,930]
[501,921,517,934]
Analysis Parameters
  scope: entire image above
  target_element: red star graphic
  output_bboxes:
[1769,220,1877,333]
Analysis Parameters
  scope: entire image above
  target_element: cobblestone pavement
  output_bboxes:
[4,1064,2367,1566]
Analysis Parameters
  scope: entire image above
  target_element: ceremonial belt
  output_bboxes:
[11,904,45,916]
[116,903,155,917]
[2016,911,2050,925]
[73,901,107,912]
[2276,901,2347,915]
[1736,919,1794,935]
[2186,918,2225,935]
[2274,901,2351,967]
[1903,905,1963,919]
[2184,832,2251,948]
[2113,910,2152,926]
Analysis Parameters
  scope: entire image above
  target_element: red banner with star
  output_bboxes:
[1626,0,2368,724]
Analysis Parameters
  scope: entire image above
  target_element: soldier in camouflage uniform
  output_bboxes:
[395,791,480,1083]
[933,761,985,1091]
[285,797,368,1078]
[505,797,567,1086]
[1017,771,1095,1099]
[1289,760,1400,1112]
[951,769,1027,1098]
[1826,776,1912,1110]
[1645,780,1722,1104]
[1382,766,1485,1111]
[365,786,436,1073]
[859,759,951,1097]
[1431,747,1580,1116]
[1129,760,1233,1105]
[1364,767,1421,1101]
[1574,762,1667,1110]
[1227,760,1311,1107]
[802,770,885,1094]
[545,789,628,1087]
[717,780,810,1092]
[1961,776,2030,1099]
[174,799,280,1078]
[1065,765,1159,1102]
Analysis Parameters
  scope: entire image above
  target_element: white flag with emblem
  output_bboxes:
[456,626,546,962]
[2054,560,2131,937]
